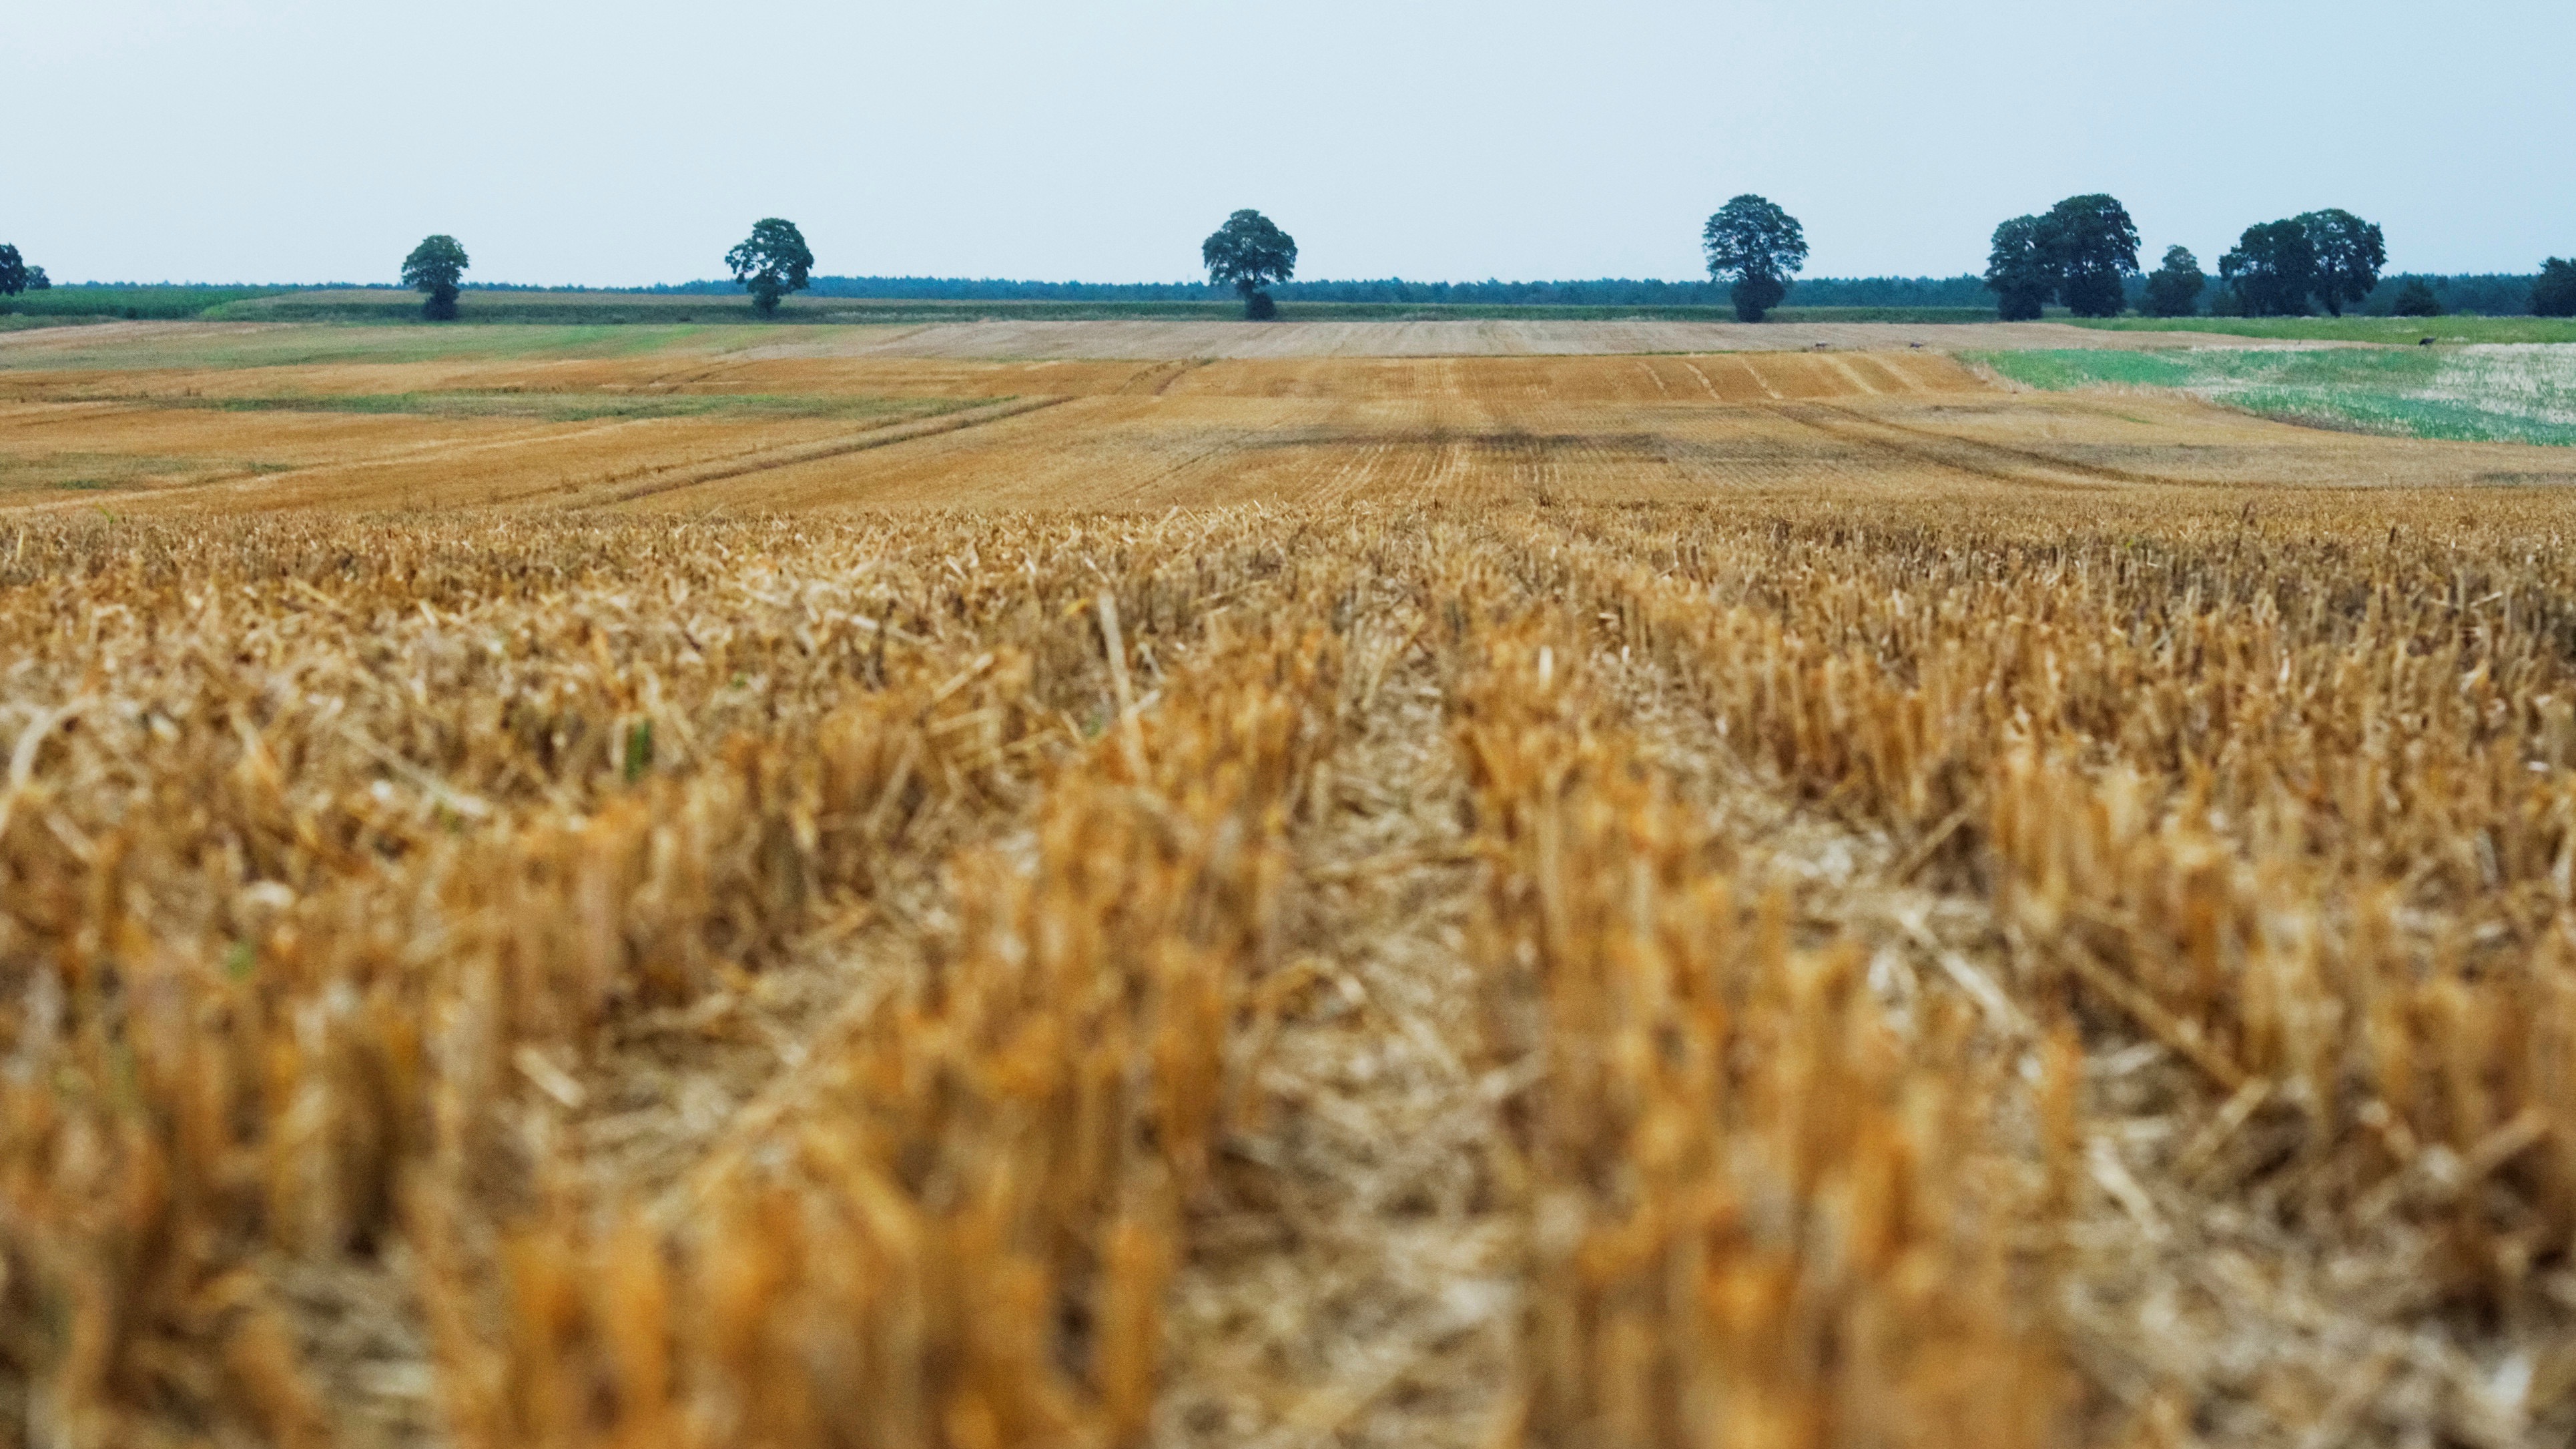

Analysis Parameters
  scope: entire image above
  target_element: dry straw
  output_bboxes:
[5,495,2576,1447]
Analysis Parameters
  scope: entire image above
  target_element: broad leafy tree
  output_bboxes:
[727,218,815,318]
[1202,210,1297,320]
[401,234,470,321]
[2039,194,2140,318]
[2391,278,2443,318]
[2298,209,2386,316]
[1984,215,2053,321]
[2531,258,2576,319]
[2140,245,2205,317]
[24,266,46,291]
[0,244,25,298]
[1702,194,1807,322]
[2219,220,2317,317]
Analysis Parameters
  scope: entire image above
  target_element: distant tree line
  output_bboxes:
[15,213,2575,323]
[366,202,2572,324]
[644,274,2007,308]
[388,219,816,320]
[1971,199,2563,320]
[635,270,2566,317]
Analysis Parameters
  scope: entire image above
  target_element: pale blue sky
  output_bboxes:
[11,0,2571,286]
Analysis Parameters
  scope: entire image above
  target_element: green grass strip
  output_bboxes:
[2069,316,2576,346]
[1975,347,2576,448]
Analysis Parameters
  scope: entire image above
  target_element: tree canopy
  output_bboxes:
[1701,195,1807,322]
[2219,221,2318,317]
[1202,210,1298,320]
[400,234,470,321]
[0,245,26,298]
[2140,245,2205,318]
[2299,209,2386,317]
[2390,278,2443,318]
[726,218,815,318]
[2531,258,2576,319]
[2040,194,2140,318]
[1983,216,2053,321]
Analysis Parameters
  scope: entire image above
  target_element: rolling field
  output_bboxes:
[1,322,2559,518]
[5,321,2576,1449]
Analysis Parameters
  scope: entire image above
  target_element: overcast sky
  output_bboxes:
[11,0,2571,286]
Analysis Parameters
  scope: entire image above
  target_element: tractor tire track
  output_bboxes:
[1768,402,2180,491]
[575,396,1072,508]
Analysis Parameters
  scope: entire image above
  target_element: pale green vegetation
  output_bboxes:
[2073,315,2576,344]
[1979,344,2576,447]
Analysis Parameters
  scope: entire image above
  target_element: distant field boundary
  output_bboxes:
[4,287,2004,327]
[12,286,2574,339]
[196,292,2009,326]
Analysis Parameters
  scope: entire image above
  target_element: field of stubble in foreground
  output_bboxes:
[5,321,2576,1449]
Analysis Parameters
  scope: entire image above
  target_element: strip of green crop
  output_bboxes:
[2070,316,2576,345]
[1975,347,2576,448]
[1,286,302,320]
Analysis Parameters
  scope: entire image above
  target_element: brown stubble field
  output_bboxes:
[5,320,2576,1449]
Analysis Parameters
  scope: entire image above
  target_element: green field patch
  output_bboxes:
[1975,346,2576,448]
[1977,350,2199,390]
[2070,316,2576,346]
[0,286,302,322]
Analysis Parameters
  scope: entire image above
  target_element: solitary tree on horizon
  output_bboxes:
[2141,246,2206,318]
[2040,194,2140,318]
[2392,278,2443,317]
[2299,209,2386,316]
[0,244,28,299]
[727,218,815,318]
[1202,210,1298,320]
[1984,216,2053,320]
[1701,195,1807,322]
[401,235,470,321]
[2534,258,2576,319]
[2220,220,2319,316]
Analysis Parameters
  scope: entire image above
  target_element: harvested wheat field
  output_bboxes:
[5,321,2576,1449]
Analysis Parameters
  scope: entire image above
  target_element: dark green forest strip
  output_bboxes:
[198,292,2010,326]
